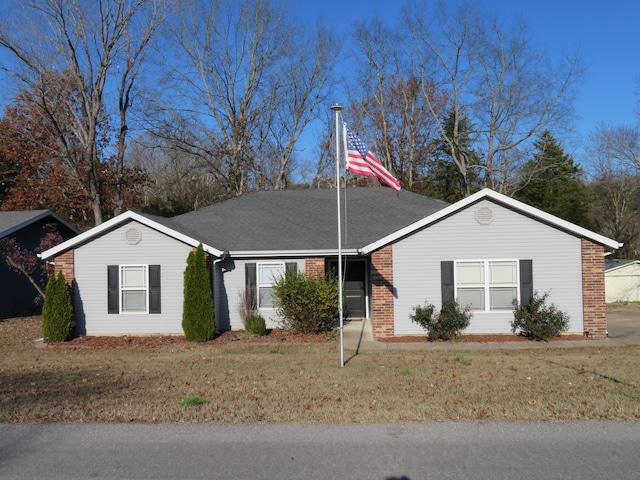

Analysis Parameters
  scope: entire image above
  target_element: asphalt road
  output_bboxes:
[1,422,639,479]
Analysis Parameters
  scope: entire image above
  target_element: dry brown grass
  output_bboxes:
[1,316,639,423]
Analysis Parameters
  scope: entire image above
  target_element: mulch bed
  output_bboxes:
[45,328,332,350]
[43,331,589,350]
[386,333,588,343]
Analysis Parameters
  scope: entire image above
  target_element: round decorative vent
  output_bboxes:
[475,206,494,225]
[125,228,142,245]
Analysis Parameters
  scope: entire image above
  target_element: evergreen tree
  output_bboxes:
[182,243,215,342]
[418,110,481,202]
[41,271,74,343]
[516,131,593,228]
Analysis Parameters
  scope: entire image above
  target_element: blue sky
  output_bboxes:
[296,0,640,162]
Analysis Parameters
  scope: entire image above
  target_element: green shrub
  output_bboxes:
[273,271,339,334]
[182,243,215,342]
[41,271,74,343]
[511,291,570,341]
[245,313,267,336]
[410,299,472,341]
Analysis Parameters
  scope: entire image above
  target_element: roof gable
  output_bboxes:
[360,189,621,253]
[0,210,79,240]
[39,188,621,260]
[40,211,224,260]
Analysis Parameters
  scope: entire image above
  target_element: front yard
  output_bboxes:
[1,316,639,423]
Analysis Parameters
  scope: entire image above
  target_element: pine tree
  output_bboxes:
[182,243,215,342]
[516,131,593,228]
[419,110,481,202]
[41,271,74,342]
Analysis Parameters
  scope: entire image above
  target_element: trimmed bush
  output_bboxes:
[512,291,570,341]
[245,313,267,336]
[182,243,215,342]
[41,271,74,343]
[273,271,339,334]
[410,299,472,341]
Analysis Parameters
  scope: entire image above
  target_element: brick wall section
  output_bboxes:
[581,239,607,338]
[371,245,395,340]
[54,250,74,284]
[305,257,325,277]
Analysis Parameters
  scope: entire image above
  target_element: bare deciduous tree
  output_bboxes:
[589,124,640,171]
[405,1,583,196]
[587,124,640,258]
[158,0,338,198]
[0,0,165,225]
[348,16,446,190]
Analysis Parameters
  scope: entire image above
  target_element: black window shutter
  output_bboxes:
[441,261,455,304]
[519,259,533,307]
[285,262,297,276]
[107,265,119,314]
[245,263,257,311]
[149,265,161,314]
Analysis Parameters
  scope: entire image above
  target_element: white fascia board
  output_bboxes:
[360,188,622,254]
[40,211,224,259]
[228,249,361,258]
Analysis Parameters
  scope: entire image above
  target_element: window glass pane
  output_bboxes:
[458,288,484,310]
[490,287,517,310]
[259,264,283,285]
[122,266,146,288]
[122,290,146,312]
[490,261,516,284]
[457,262,484,285]
[259,287,274,308]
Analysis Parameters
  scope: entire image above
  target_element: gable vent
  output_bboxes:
[125,228,142,245]
[475,206,494,225]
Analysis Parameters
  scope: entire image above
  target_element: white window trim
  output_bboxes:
[120,264,149,314]
[257,262,285,309]
[454,259,520,312]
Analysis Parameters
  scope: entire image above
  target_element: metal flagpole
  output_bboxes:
[330,104,344,367]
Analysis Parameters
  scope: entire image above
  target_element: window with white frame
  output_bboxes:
[108,264,161,314]
[456,260,518,311]
[257,262,284,308]
[120,265,148,313]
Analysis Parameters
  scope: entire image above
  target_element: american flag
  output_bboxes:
[343,123,401,193]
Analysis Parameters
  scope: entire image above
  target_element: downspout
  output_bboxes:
[212,251,229,334]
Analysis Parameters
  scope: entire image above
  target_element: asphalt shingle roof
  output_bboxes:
[0,210,51,239]
[172,187,449,252]
[605,258,639,272]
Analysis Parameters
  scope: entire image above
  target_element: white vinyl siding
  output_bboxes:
[216,258,304,331]
[392,199,584,335]
[74,221,193,335]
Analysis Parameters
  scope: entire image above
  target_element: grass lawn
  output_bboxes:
[1,316,639,423]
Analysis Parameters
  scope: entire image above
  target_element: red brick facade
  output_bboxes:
[581,238,607,338]
[371,245,394,340]
[305,257,325,277]
[54,250,75,284]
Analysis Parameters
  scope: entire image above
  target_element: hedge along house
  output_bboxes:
[41,187,621,339]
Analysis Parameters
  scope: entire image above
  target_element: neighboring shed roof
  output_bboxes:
[0,210,79,239]
[605,259,640,273]
[171,187,449,253]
